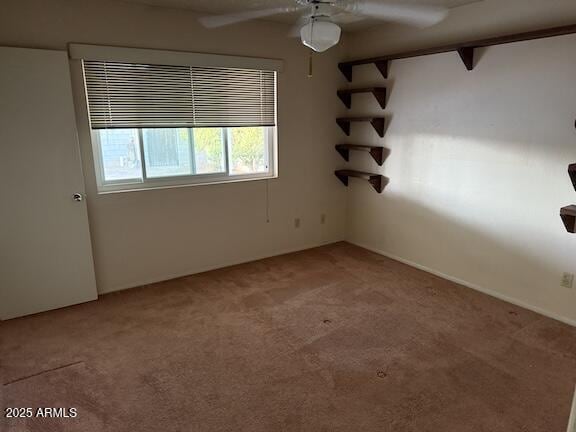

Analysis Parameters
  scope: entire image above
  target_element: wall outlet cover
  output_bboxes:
[561,272,574,289]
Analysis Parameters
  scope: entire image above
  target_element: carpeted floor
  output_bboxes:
[1,242,576,431]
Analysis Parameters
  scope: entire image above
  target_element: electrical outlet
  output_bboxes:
[320,214,326,225]
[561,272,574,289]
[294,218,301,229]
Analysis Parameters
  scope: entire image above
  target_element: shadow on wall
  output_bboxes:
[383,53,576,158]
[347,186,571,316]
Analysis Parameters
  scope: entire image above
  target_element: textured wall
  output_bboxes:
[344,33,576,323]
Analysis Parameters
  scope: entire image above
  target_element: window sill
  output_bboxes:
[96,173,278,195]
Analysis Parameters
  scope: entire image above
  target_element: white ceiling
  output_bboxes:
[111,0,482,32]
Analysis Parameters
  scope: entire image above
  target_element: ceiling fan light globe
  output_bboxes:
[300,20,341,53]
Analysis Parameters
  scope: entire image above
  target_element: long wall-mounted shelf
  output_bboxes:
[335,144,386,165]
[335,170,387,193]
[337,87,387,109]
[338,23,576,81]
[336,117,385,137]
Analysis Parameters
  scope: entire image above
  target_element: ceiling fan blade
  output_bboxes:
[335,0,449,27]
[199,6,303,28]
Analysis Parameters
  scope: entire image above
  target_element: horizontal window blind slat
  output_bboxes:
[83,60,276,129]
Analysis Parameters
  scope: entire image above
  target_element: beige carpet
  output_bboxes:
[1,242,576,431]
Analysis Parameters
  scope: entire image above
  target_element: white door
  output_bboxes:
[0,46,97,319]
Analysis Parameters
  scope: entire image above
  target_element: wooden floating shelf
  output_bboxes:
[569,163,576,191]
[335,144,386,166]
[335,169,387,193]
[560,205,576,233]
[339,60,388,82]
[337,87,387,109]
[338,23,576,81]
[336,117,385,137]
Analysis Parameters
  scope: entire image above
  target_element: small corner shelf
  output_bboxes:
[336,117,385,137]
[561,205,576,233]
[337,87,387,109]
[568,163,576,191]
[335,169,387,193]
[335,144,385,166]
[338,60,388,82]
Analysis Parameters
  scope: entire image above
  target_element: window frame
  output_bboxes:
[91,126,277,193]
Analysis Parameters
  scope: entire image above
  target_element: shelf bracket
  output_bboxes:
[335,171,349,187]
[336,91,352,109]
[457,47,475,71]
[335,146,350,162]
[370,147,385,165]
[374,60,389,79]
[368,175,385,193]
[560,205,576,233]
[338,63,353,82]
[372,88,387,109]
[336,119,351,136]
[569,163,576,191]
[371,118,385,138]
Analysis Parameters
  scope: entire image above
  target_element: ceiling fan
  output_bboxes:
[198,1,450,53]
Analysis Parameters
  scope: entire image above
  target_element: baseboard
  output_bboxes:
[347,240,576,329]
[98,238,344,295]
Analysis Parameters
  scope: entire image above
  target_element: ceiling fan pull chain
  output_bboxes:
[308,50,314,78]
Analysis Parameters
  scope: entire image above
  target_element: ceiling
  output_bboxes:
[112,0,482,32]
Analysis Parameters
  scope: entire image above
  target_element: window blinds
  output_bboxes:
[83,61,276,129]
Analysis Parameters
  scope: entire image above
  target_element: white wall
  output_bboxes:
[0,0,348,293]
[343,33,576,323]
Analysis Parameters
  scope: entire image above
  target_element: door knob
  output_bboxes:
[73,193,84,202]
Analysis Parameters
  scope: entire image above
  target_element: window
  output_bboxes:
[81,57,277,192]
[92,126,273,188]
